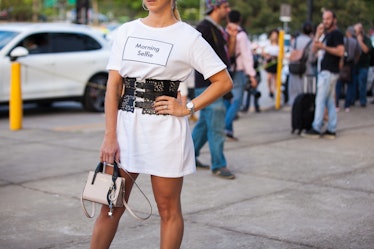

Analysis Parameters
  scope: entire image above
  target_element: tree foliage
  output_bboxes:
[1,0,373,35]
[230,0,374,35]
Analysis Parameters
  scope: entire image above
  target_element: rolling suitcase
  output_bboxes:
[291,75,316,134]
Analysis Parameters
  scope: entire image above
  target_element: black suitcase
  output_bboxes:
[291,75,316,134]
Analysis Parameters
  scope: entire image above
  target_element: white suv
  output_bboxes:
[0,23,111,112]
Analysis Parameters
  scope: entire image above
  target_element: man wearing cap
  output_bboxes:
[191,0,237,179]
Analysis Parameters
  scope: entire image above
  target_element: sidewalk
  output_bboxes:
[1,96,374,249]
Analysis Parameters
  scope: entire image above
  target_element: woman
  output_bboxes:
[288,21,314,106]
[263,29,279,98]
[90,0,233,249]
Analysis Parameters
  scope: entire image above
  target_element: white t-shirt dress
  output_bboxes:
[106,19,226,178]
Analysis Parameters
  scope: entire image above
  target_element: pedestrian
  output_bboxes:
[191,0,236,179]
[263,29,280,98]
[353,23,373,107]
[288,21,314,106]
[302,10,344,139]
[224,9,257,140]
[90,0,233,248]
[335,26,361,112]
[241,47,262,113]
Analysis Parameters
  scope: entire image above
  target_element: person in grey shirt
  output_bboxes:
[335,26,361,112]
[288,21,314,105]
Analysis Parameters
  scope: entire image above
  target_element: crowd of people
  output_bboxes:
[186,3,374,169]
[184,4,374,180]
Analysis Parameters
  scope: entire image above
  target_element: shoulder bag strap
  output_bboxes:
[120,163,152,221]
[344,37,350,62]
[301,39,313,61]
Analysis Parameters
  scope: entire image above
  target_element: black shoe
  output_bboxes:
[212,167,235,179]
[195,159,209,169]
[323,130,336,140]
[255,107,261,113]
[269,92,274,98]
[301,128,321,139]
[226,133,239,141]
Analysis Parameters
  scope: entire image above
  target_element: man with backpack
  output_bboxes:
[191,0,237,179]
[224,9,257,140]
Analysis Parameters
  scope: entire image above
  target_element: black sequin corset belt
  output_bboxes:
[118,77,180,115]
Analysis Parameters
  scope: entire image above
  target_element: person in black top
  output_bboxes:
[191,0,237,179]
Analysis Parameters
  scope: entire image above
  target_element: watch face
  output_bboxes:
[187,102,193,109]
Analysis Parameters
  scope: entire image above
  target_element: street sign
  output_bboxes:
[280,3,291,22]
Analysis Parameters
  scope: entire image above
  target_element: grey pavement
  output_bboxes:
[1,91,374,249]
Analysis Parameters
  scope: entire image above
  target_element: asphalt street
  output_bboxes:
[1,84,374,249]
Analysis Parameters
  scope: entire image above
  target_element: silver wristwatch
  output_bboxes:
[186,101,195,115]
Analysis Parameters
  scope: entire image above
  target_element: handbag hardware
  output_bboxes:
[81,161,152,221]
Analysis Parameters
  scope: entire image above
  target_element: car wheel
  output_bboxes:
[83,74,107,112]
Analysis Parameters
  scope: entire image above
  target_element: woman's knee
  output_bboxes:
[156,197,182,220]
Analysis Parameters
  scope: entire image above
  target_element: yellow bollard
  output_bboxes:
[275,30,285,110]
[9,61,22,130]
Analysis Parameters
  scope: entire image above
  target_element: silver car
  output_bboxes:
[0,22,110,112]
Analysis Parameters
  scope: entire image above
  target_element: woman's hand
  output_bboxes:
[226,22,239,37]
[100,135,120,165]
[154,95,189,117]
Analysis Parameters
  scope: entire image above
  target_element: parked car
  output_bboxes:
[0,22,111,112]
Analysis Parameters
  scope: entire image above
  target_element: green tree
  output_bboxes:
[229,0,374,35]
[1,0,373,35]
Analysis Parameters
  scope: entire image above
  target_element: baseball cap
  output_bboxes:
[205,0,228,15]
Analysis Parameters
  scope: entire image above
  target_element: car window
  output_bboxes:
[50,32,102,53]
[18,33,50,54]
[0,30,20,50]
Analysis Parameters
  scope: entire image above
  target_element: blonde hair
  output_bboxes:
[173,0,181,20]
[143,0,181,20]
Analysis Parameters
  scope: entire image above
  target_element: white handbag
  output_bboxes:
[81,161,152,220]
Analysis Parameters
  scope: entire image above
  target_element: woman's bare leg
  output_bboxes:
[151,175,184,249]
